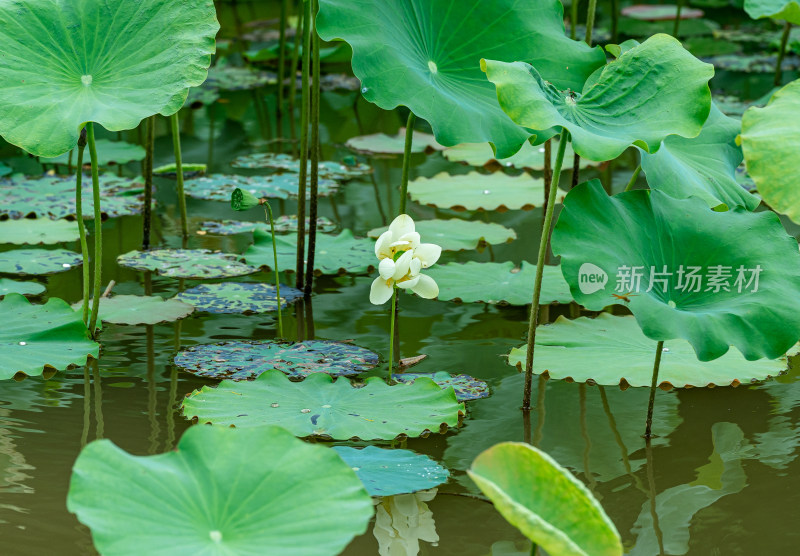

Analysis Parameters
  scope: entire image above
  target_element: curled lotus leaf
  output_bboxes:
[175,282,304,314]
[392,371,489,401]
[0,248,82,276]
[443,140,599,171]
[117,249,258,279]
[345,128,444,155]
[0,219,81,245]
[408,171,547,212]
[41,139,145,166]
[73,295,194,326]
[368,219,516,252]
[184,173,339,202]
[198,216,337,236]
[174,339,379,380]
[744,0,800,24]
[182,370,464,440]
[231,152,372,180]
[0,278,45,298]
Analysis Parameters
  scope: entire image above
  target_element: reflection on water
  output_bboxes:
[373,489,439,556]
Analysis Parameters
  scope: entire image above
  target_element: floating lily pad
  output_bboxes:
[205,64,275,91]
[182,370,464,440]
[508,314,791,388]
[232,153,372,180]
[368,219,516,252]
[199,216,337,236]
[0,219,81,245]
[245,229,375,275]
[184,173,340,202]
[744,0,800,24]
[175,282,304,314]
[707,53,800,73]
[73,295,194,325]
[0,248,82,275]
[332,446,450,497]
[408,172,547,212]
[442,140,600,171]
[0,162,10,177]
[68,425,374,556]
[392,372,489,401]
[0,294,99,379]
[622,4,703,20]
[714,91,775,117]
[41,139,145,166]
[426,261,573,305]
[345,128,444,155]
[0,278,45,297]
[153,162,206,179]
[175,339,379,380]
[117,249,258,279]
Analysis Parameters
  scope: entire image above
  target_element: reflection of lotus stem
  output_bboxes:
[289,3,304,156]
[673,0,684,36]
[645,439,666,553]
[169,113,189,242]
[522,129,570,410]
[585,0,597,46]
[776,22,792,87]
[86,123,103,336]
[277,0,289,142]
[644,340,664,438]
[75,129,89,326]
[296,0,312,289]
[143,116,155,250]
[305,0,321,296]
[624,165,642,192]
[263,202,284,338]
[399,112,416,214]
[388,287,397,380]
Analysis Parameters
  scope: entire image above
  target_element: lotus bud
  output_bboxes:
[231,188,263,211]
[78,127,87,148]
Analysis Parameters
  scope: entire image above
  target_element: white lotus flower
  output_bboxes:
[370,214,441,305]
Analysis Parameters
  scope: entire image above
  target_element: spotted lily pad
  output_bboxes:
[0,248,82,275]
[182,370,464,440]
[245,229,375,275]
[0,278,45,297]
[175,282,304,314]
[73,295,194,325]
[332,446,450,496]
[408,172,547,212]
[0,219,81,245]
[205,64,275,91]
[0,294,99,379]
[368,219,516,252]
[442,140,599,171]
[392,372,489,401]
[184,173,339,202]
[708,53,800,73]
[117,249,258,279]
[174,339,379,380]
[41,139,145,166]
[231,153,372,180]
[508,314,792,388]
[199,216,337,236]
[345,129,444,155]
[426,261,573,305]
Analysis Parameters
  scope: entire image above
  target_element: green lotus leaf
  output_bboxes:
[443,139,599,171]
[740,79,800,224]
[0,219,81,245]
[392,371,489,402]
[182,370,464,440]
[640,104,758,210]
[41,140,145,166]
[73,295,194,326]
[468,442,622,556]
[483,34,714,162]
[332,446,450,497]
[0,248,82,275]
[317,0,605,158]
[117,249,258,279]
[408,171,547,212]
[184,173,339,202]
[508,314,792,388]
[368,219,515,252]
[744,0,800,24]
[199,216,337,236]
[205,63,275,91]
[245,229,376,275]
[426,261,573,305]
[0,294,99,379]
[153,162,206,179]
[551,180,800,361]
[175,282,304,314]
[231,153,372,180]
[346,128,444,155]
[68,425,374,556]
[0,0,219,157]
[174,339,379,380]
[0,278,45,297]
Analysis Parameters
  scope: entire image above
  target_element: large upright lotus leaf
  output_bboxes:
[483,34,714,162]
[175,282,304,314]
[332,446,449,497]
[0,248,82,275]
[744,0,800,24]
[73,295,194,325]
[0,219,80,245]
[231,153,372,180]
[317,0,605,158]
[346,129,444,155]
[199,216,337,236]
[174,340,379,380]
[408,172,547,211]
[182,370,464,440]
[245,229,375,275]
[508,314,792,388]
[469,442,622,556]
[0,278,45,297]
[0,294,99,379]
[117,249,258,279]
[443,140,599,171]
[740,80,800,224]
[640,104,759,211]
[184,173,339,202]
[0,0,219,157]
[426,261,573,305]
[368,219,516,252]
[552,180,800,361]
[67,425,373,556]
[41,139,145,166]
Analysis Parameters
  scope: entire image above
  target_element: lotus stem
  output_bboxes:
[289,0,304,156]
[277,0,289,142]
[571,152,580,189]
[543,139,552,263]
[305,0,321,296]
[571,0,578,40]
[522,129,570,410]
[75,128,89,326]
[584,0,597,46]
[775,22,792,87]
[68,149,74,174]
[388,287,397,380]
[624,165,642,192]
[169,113,189,243]
[399,112,416,214]
[673,0,684,36]
[263,202,284,338]
[142,116,155,250]
[611,0,619,43]
[530,542,538,556]
[295,0,312,289]
[86,123,103,337]
[644,340,665,439]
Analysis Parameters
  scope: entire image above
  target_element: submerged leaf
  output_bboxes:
[392,372,490,401]
[117,249,258,279]
[184,173,339,202]
[198,216,337,236]
[346,128,443,155]
[232,153,372,180]
[408,172,547,211]
[333,446,449,496]
[175,282,303,314]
